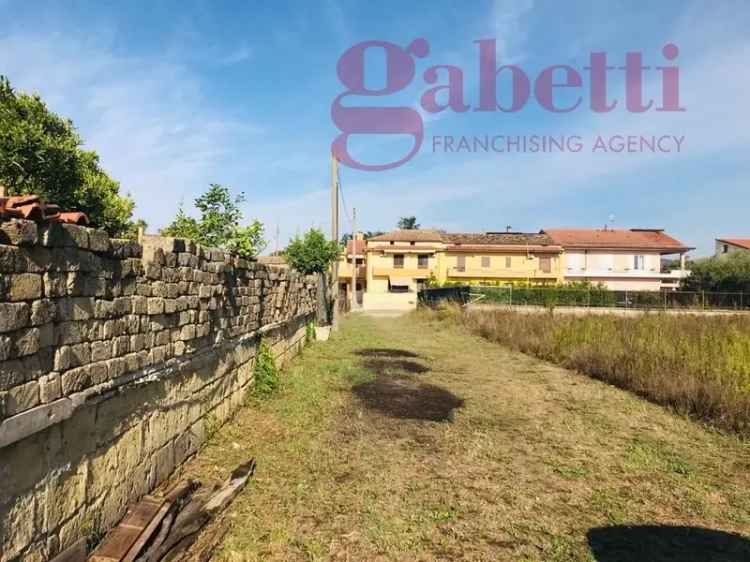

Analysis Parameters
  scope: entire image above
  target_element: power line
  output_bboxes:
[337,164,354,233]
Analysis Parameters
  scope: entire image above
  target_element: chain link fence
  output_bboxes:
[474,286,750,311]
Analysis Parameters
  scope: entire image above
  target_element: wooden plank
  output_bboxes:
[122,501,172,562]
[89,497,165,562]
[89,526,142,562]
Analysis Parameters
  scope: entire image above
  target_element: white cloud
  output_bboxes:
[0,30,264,231]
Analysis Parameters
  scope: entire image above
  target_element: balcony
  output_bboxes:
[338,264,367,279]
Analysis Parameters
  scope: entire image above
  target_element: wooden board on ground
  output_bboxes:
[89,497,164,562]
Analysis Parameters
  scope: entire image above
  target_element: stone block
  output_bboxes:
[0,302,30,333]
[39,374,62,403]
[5,380,40,415]
[88,229,110,253]
[11,327,40,358]
[91,340,113,362]
[30,299,55,325]
[56,297,94,322]
[147,297,165,315]
[60,366,91,395]
[8,273,42,301]
[0,493,36,561]
[0,219,38,246]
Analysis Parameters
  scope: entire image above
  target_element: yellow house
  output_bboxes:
[362,230,563,308]
[439,232,563,285]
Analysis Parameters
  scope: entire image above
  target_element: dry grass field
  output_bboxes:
[177,312,750,561]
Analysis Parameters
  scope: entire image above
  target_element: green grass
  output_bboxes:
[177,312,750,561]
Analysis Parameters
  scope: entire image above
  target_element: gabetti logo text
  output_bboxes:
[331,39,684,171]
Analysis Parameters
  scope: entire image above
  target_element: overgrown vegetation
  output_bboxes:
[284,227,340,274]
[0,76,136,236]
[683,252,750,293]
[434,305,750,434]
[161,184,266,258]
[250,340,279,398]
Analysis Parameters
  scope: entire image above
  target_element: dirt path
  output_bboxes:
[180,312,750,562]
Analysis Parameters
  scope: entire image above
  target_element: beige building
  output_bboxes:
[715,238,750,257]
[543,228,693,291]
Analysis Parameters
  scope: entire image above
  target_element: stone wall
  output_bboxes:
[0,220,320,562]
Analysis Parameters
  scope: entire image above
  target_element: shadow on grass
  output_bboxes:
[355,348,421,359]
[362,358,429,374]
[587,525,750,562]
[352,377,464,422]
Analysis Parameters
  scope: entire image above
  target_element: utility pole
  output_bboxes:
[330,152,340,324]
[351,207,357,311]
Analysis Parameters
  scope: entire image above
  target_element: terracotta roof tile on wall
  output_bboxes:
[0,194,89,225]
[717,238,750,250]
[543,228,692,252]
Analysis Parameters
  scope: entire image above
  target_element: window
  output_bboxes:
[410,241,415,246]
[456,255,466,272]
[723,244,729,254]
[539,256,551,273]
[481,256,491,268]
[634,255,645,270]
[355,258,364,265]
[505,256,512,268]
[418,254,429,269]
[393,254,404,268]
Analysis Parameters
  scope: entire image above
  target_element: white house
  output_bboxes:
[543,228,693,291]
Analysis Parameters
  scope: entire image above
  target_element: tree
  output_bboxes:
[161,184,266,258]
[285,228,340,274]
[397,216,419,230]
[681,252,750,293]
[0,76,136,236]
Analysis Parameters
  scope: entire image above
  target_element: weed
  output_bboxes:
[251,340,280,398]
[305,321,316,346]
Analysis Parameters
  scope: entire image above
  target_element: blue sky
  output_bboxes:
[1,1,748,255]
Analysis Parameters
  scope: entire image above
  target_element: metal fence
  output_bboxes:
[418,286,472,307]
[474,286,750,311]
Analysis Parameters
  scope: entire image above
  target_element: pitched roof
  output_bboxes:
[369,229,445,242]
[446,232,555,246]
[717,238,750,250]
[543,228,692,252]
